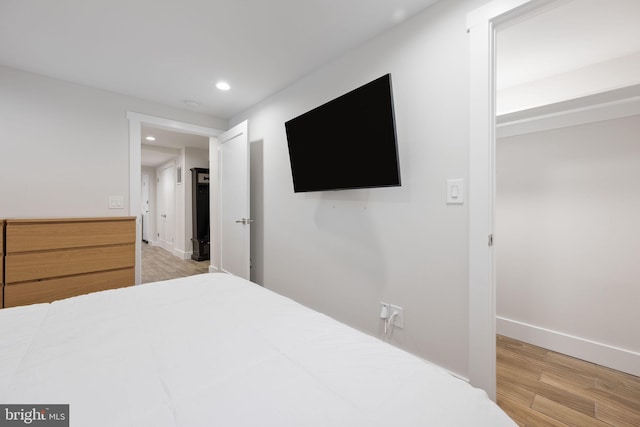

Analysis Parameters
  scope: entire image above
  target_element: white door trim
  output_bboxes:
[467,0,554,401]
[128,112,223,284]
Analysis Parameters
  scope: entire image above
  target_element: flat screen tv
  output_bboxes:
[285,74,401,193]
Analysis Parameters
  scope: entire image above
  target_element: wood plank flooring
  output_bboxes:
[497,335,640,427]
[141,242,210,283]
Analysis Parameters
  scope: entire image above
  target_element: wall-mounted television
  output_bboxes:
[285,74,401,193]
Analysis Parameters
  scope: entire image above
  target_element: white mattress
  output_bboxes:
[0,273,516,426]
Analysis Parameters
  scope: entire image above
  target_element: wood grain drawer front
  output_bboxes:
[1,220,4,284]
[5,244,135,284]
[1,220,4,308]
[3,268,134,308]
[5,218,135,253]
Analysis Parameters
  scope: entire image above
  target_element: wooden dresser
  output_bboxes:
[1,219,4,308]
[2,217,136,308]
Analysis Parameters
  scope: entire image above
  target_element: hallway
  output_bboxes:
[141,243,209,283]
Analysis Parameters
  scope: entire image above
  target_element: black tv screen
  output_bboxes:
[285,74,401,192]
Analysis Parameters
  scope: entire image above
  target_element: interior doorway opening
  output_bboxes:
[140,125,210,262]
[127,112,223,284]
[468,0,640,403]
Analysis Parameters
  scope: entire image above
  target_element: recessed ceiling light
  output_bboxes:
[216,81,231,91]
[145,136,156,141]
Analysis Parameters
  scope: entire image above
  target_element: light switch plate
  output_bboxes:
[109,195,124,209]
[447,179,464,204]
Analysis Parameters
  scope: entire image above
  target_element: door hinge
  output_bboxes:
[488,234,494,246]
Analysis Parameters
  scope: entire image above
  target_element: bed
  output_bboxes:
[0,273,516,426]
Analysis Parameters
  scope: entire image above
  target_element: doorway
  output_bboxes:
[495,0,640,372]
[128,112,223,284]
[129,114,252,284]
[140,125,209,253]
[468,0,640,400]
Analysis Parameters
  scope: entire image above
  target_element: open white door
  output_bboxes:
[219,121,251,279]
[157,162,176,252]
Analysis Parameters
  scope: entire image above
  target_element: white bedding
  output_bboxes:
[0,274,515,426]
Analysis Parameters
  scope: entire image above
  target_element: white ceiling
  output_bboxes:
[1,0,637,134]
[141,125,209,168]
[0,0,440,119]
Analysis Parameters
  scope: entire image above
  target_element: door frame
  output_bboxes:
[128,112,223,284]
[141,173,150,243]
[467,0,553,400]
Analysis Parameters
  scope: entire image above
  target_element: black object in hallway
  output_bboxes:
[191,167,210,261]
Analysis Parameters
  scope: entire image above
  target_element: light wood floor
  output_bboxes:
[141,242,210,283]
[497,335,640,427]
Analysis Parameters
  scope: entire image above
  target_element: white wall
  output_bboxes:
[175,154,186,256]
[250,139,264,285]
[0,65,226,219]
[231,0,487,377]
[141,166,157,243]
[497,52,640,115]
[496,114,640,375]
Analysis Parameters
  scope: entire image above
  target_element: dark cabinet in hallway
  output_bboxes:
[191,168,210,261]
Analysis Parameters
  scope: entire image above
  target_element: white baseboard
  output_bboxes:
[157,240,173,253]
[153,241,192,260]
[497,316,640,377]
[174,249,192,260]
[208,264,220,273]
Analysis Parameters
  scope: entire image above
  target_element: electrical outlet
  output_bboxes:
[389,304,404,329]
